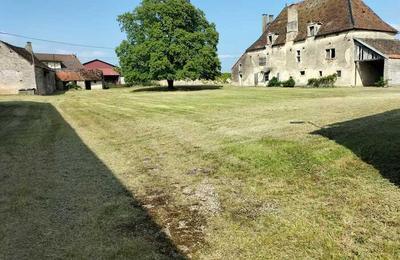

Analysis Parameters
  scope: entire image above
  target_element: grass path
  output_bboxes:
[1,86,400,258]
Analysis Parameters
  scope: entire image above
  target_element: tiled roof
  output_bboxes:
[1,41,50,69]
[358,38,400,59]
[35,53,84,70]
[56,69,103,81]
[247,0,397,52]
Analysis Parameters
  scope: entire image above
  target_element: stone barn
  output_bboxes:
[0,41,56,95]
[35,53,105,90]
[232,0,400,87]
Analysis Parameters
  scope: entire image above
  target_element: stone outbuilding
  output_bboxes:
[35,53,104,90]
[0,41,56,95]
[232,0,400,87]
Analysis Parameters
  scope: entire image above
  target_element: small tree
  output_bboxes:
[116,0,221,90]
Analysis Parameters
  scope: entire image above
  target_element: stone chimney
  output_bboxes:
[262,14,275,33]
[262,14,268,33]
[286,4,299,41]
[25,42,33,53]
[269,15,274,24]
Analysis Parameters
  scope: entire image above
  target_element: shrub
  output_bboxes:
[307,74,337,88]
[216,73,232,84]
[66,82,81,90]
[282,77,296,88]
[267,77,281,87]
[375,77,388,87]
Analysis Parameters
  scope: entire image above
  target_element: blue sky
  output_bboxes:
[1,0,399,72]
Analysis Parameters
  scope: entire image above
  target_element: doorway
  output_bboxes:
[356,60,384,86]
[85,81,91,90]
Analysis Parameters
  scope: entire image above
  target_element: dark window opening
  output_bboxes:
[296,50,301,63]
[326,48,336,59]
[300,71,305,76]
[319,71,323,77]
[337,70,342,77]
[259,57,267,66]
[309,26,315,36]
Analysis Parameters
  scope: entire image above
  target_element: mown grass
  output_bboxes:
[1,86,400,259]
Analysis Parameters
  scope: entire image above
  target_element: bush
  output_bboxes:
[307,74,337,88]
[281,77,296,88]
[267,77,281,87]
[375,77,389,87]
[66,82,81,90]
[216,73,232,84]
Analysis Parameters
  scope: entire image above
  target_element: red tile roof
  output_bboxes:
[247,0,397,52]
[56,69,103,82]
[83,59,120,76]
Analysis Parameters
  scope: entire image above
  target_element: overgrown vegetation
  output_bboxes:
[1,87,400,259]
[66,82,82,90]
[307,74,338,88]
[375,76,389,87]
[267,76,296,88]
[267,76,281,87]
[216,73,231,84]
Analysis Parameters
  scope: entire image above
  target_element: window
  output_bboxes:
[319,71,323,77]
[309,26,316,36]
[268,35,273,44]
[326,48,336,59]
[336,70,342,77]
[300,71,305,76]
[296,50,301,63]
[264,71,270,81]
[259,57,267,66]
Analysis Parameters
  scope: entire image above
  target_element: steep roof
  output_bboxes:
[0,41,50,69]
[35,53,84,70]
[247,0,397,52]
[358,38,400,59]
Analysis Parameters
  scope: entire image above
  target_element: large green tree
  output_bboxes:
[116,0,221,89]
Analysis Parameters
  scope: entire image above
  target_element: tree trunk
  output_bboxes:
[167,80,175,90]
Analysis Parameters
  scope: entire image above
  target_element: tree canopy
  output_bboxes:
[116,0,221,89]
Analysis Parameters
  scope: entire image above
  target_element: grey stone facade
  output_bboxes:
[0,41,56,95]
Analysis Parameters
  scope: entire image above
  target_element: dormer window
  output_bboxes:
[267,33,278,45]
[307,23,321,37]
[309,26,316,36]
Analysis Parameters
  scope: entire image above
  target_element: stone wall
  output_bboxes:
[0,42,36,94]
[35,67,56,95]
[385,59,400,87]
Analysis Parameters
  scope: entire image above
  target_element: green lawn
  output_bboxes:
[1,86,400,259]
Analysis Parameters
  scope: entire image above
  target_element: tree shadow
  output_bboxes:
[132,85,223,93]
[312,110,400,186]
[0,101,186,259]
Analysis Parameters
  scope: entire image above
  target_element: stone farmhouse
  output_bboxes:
[35,53,104,90]
[232,0,400,87]
[0,41,56,95]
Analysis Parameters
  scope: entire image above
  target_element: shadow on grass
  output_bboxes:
[132,85,223,93]
[0,102,186,259]
[312,110,400,186]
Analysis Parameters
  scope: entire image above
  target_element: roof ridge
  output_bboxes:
[347,0,355,27]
